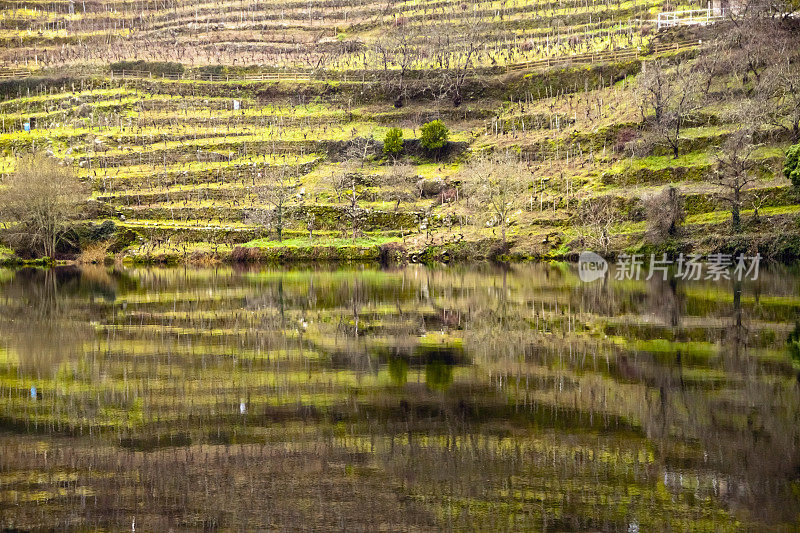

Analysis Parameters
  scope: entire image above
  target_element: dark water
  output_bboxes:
[1,263,799,531]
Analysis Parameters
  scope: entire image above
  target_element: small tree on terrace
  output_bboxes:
[462,152,527,243]
[714,126,761,232]
[0,154,88,258]
[756,37,800,142]
[420,120,449,152]
[328,160,365,241]
[575,198,618,254]
[423,11,486,107]
[635,57,701,159]
[253,166,294,242]
[383,127,404,158]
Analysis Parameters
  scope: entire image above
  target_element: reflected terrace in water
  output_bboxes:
[1,263,799,530]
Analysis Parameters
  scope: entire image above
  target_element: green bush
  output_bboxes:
[383,127,404,156]
[785,144,800,188]
[196,65,228,76]
[419,120,449,151]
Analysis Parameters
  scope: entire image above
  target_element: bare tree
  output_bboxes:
[374,25,420,106]
[574,197,619,254]
[462,152,527,243]
[328,160,364,241]
[0,154,88,258]
[252,166,295,242]
[709,3,799,141]
[713,126,761,232]
[635,57,701,159]
[696,38,731,98]
[722,15,780,86]
[760,54,800,142]
[750,189,773,223]
[424,12,486,106]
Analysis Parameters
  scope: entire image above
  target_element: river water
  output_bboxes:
[1,263,799,530]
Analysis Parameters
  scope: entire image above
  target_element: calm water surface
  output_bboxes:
[1,263,800,531]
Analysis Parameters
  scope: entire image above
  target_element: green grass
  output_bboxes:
[686,205,800,225]
[624,151,712,171]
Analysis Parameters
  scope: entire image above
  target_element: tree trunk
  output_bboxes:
[732,188,741,232]
[47,218,56,259]
[276,205,283,242]
[351,189,358,241]
[673,119,681,159]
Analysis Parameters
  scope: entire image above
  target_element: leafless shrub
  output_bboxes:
[231,246,262,262]
[382,163,417,208]
[574,197,618,253]
[644,186,685,243]
[461,152,528,243]
[614,127,638,154]
[77,241,111,264]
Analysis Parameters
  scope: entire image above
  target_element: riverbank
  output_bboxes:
[4,215,800,268]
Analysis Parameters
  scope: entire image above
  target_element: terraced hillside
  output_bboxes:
[0,76,485,260]
[1,264,799,529]
[0,0,798,264]
[2,0,665,69]
[0,33,797,264]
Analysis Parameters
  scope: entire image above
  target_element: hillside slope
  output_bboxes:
[0,2,799,264]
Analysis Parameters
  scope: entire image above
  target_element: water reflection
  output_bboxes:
[0,267,119,376]
[0,263,799,530]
